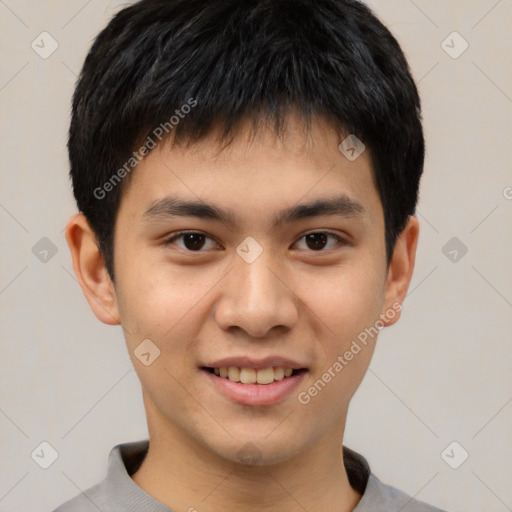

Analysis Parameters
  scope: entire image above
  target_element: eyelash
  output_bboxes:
[162,230,347,252]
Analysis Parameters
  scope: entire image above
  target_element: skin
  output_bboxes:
[66,112,419,512]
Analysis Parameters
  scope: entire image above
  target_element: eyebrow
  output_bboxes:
[143,194,366,229]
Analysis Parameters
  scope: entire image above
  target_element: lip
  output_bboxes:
[202,356,306,371]
[202,368,307,406]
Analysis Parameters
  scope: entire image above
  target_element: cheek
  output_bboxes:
[114,267,203,417]
[302,262,385,344]
[115,256,204,340]
[295,261,384,408]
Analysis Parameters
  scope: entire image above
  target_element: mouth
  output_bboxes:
[200,365,308,406]
[202,366,307,385]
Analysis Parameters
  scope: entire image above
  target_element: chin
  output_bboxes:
[204,432,306,468]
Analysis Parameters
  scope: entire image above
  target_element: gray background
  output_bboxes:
[1,1,511,511]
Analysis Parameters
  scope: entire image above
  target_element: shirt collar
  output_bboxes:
[102,440,170,511]
[101,440,372,511]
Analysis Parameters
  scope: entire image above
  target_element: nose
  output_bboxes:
[214,248,299,338]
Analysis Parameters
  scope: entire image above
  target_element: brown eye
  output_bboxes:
[164,232,220,251]
[294,232,344,251]
[305,233,328,250]
[182,233,207,251]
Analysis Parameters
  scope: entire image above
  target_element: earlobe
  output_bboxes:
[380,215,419,327]
[65,213,121,325]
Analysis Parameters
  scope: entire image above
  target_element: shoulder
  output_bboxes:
[356,473,448,512]
[51,483,104,512]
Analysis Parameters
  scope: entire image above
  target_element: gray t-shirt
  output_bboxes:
[53,440,448,512]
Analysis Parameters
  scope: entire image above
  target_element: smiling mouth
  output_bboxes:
[202,366,306,385]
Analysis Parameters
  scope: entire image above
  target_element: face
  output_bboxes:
[77,113,410,466]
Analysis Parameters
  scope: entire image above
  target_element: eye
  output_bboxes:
[163,230,346,252]
[293,232,345,251]
[163,231,221,251]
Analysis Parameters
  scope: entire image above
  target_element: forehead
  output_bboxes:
[118,113,383,229]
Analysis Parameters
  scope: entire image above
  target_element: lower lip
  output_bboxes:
[202,369,307,406]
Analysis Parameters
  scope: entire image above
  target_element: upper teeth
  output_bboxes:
[214,366,294,384]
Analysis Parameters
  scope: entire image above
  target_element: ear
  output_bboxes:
[65,213,121,325]
[380,215,419,327]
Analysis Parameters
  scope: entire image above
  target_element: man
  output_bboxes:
[57,0,447,510]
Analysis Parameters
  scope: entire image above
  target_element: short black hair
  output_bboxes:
[68,0,424,282]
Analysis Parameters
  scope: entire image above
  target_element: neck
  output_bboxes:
[132,401,362,512]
